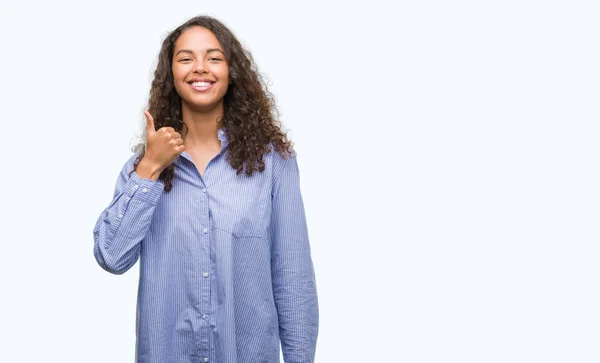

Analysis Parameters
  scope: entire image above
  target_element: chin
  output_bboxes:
[184,99,224,112]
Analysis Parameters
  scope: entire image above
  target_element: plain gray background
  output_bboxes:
[0,0,598,362]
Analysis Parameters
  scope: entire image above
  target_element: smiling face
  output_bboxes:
[172,26,229,113]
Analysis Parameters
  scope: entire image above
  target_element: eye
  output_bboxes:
[179,58,192,62]
[208,57,223,61]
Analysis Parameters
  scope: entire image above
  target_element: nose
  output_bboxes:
[194,60,208,74]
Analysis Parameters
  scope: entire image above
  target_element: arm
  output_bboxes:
[270,155,319,363]
[93,155,164,275]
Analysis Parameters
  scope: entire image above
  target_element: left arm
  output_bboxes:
[270,155,319,363]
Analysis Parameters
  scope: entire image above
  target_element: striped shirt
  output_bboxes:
[93,128,318,363]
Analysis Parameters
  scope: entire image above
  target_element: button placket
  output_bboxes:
[197,176,212,359]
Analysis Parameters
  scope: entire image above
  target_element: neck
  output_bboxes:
[181,102,223,147]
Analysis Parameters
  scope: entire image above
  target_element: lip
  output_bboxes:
[188,80,216,92]
[188,78,216,83]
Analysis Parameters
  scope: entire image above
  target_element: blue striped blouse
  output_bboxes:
[93,129,318,363]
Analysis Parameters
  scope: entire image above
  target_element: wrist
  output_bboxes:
[137,157,163,181]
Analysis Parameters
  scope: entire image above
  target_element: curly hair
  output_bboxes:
[131,15,293,191]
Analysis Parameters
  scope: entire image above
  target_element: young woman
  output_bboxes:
[93,15,318,363]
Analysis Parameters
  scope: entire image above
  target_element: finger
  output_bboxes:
[158,126,175,134]
[144,111,155,134]
[176,144,185,153]
[158,128,172,139]
[160,128,179,139]
[168,138,184,146]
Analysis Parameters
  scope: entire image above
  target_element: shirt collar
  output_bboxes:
[217,127,229,148]
[178,127,228,164]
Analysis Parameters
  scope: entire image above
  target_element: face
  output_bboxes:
[172,26,229,112]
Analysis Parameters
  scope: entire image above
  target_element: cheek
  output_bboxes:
[172,62,193,78]
[172,66,184,80]
[215,65,229,81]
[221,72,230,89]
[172,67,188,90]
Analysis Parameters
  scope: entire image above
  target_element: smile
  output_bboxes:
[188,81,215,92]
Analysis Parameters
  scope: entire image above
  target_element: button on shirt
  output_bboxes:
[93,129,318,363]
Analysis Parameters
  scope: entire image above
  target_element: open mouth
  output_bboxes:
[188,81,215,92]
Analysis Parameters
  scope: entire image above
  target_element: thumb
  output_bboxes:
[144,111,156,135]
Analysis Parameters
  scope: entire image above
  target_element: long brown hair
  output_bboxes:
[132,15,293,191]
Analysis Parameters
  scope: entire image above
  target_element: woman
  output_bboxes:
[93,15,318,363]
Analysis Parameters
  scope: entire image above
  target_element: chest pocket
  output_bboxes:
[209,174,268,238]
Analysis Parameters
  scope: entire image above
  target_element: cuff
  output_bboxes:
[123,171,165,205]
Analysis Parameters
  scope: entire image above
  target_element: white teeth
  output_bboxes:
[192,82,212,87]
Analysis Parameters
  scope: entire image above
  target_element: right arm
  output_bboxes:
[94,111,184,274]
[93,154,165,274]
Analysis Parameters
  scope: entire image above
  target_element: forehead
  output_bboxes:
[174,26,222,53]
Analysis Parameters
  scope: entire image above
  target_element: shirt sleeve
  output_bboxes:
[93,154,165,275]
[270,155,319,363]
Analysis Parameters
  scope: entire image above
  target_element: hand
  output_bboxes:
[137,111,185,180]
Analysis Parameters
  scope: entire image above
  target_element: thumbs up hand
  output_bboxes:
[137,111,185,181]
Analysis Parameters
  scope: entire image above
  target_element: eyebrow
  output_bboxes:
[174,48,225,56]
